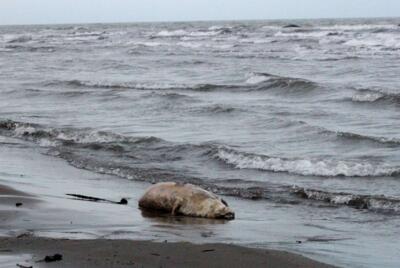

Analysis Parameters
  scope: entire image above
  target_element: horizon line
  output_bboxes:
[0,15,399,27]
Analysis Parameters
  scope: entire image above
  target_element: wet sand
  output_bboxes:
[0,142,344,267]
[0,237,335,268]
[0,183,335,268]
[0,185,39,224]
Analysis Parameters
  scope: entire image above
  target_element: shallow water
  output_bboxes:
[1,18,400,267]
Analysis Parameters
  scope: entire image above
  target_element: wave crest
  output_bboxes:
[0,120,163,146]
[5,34,32,43]
[214,147,399,177]
[352,88,400,104]
[245,72,318,91]
[293,187,400,213]
[41,72,318,93]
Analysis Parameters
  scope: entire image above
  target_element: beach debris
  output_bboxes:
[202,249,216,253]
[36,253,63,263]
[66,194,128,205]
[119,198,128,205]
[16,264,32,268]
[44,254,63,262]
[15,202,23,207]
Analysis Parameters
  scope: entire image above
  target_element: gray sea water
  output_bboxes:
[1,18,400,267]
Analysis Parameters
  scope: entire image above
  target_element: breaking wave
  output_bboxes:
[245,72,318,91]
[293,187,400,214]
[0,119,163,146]
[41,72,318,93]
[214,147,400,177]
[334,131,400,146]
[196,104,237,114]
[351,88,400,104]
[4,34,33,43]
[2,119,400,215]
[290,119,400,146]
[43,79,191,91]
[4,45,56,53]
[155,28,230,38]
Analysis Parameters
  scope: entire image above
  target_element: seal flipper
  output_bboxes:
[171,200,182,216]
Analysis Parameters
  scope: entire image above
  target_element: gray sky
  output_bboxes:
[1,0,400,25]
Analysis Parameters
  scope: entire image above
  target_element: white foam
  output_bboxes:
[12,122,126,145]
[68,79,189,90]
[352,91,384,102]
[208,25,233,31]
[55,130,124,144]
[157,30,188,37]
[330,194,354,204]
[368,198,400,212]
[3,34,32,43]
[245,73,271,84]
[129,41,167,47]
[14,125,36,136]
[133,82,189,90]
[188,31,221,37]
[275,31,331,38]
[344,33,400,50]
[157,29,223,38]
[319,24,397,31]
[261,25,283,30]
[239,38,273,44]
[215,147,398,177]
[177,41,203,49]
[177,42,233,50]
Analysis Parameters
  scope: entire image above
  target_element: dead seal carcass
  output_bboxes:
[138,182,235,220]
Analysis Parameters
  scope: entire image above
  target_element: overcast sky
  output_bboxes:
[1,0,400,25]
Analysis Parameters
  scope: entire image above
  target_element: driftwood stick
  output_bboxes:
[66,194,128,205]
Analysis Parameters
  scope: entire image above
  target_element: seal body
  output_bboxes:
[139,182,235,220]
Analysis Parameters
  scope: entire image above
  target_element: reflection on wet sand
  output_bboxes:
[140,209,230,225]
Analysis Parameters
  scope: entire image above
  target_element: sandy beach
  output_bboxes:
[1,237,334,268]
[0,139,338,267]
[0,182,336,268]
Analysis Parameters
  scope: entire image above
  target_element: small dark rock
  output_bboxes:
[202,249,215,253]
[16,202,23,207]
[296,240,302,244]
[283,24,301,28]
[44,253,63,262]
[119,198,128,205]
